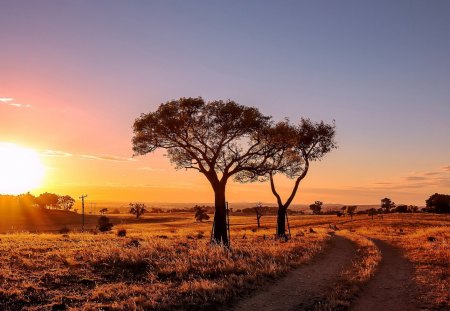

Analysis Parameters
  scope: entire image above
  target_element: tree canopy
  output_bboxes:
[133,97,274,183]
[425,193,450,214]
[309,201,323,215]
[261,118,337,236]
[381,198,395,213]
[129,203,147,219]
[132,97,277,245]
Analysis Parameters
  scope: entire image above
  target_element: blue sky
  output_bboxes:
[1,1,449,204]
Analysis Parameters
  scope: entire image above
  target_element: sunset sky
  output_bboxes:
[1,1,449,206]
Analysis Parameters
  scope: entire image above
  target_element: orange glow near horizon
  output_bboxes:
[0,142,45,195]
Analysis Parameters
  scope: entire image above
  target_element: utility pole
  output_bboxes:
[79,194,88,231]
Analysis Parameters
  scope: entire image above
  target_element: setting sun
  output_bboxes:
[0,142,45,195]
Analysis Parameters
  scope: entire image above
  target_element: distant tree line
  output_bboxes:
[377,194,449,214]
[0,192,75,211]
[424,193,450,214]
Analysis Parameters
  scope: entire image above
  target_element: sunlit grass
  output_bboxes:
[0,213,448,310]
[339,213,450,310]
[398,227,449,309]
[0,217,330,310]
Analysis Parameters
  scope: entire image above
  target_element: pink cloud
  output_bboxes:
[81,154,136,162]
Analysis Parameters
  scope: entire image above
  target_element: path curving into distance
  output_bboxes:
[232,236,356,311]
[351,239,420,311]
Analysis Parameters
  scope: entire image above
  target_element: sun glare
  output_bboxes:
[0,142,45,195]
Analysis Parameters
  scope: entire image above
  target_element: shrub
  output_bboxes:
[98,216,113,232]
[117,228,127,237]
[59,226,70,234]
[129,203,147,218]
[194,206,210,222]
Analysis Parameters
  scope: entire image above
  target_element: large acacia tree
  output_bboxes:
[132,97,275,245]
[266,118,337,237]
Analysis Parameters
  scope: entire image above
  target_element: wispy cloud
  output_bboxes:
[0,97,31,108]
[404,176,427,181]
[423,171,441,176]
[43,150,73,157]
[81,154,136,162]
[138,166,165,171]
[371,165,450,190]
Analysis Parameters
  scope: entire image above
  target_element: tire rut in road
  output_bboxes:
[232,235,356,311]
[350,239,420,311]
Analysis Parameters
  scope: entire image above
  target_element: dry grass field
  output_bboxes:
[0,214,331,310]
[347,214,450,310]
[0,212,448,310]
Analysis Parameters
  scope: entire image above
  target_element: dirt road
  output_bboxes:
[351,239,420,311]
[232,235,356,311]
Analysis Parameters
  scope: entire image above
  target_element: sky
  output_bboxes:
[1,0,449,206]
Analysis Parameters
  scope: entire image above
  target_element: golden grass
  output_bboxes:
[397,227,449,309]
[0,219,330,310]
[0,212,448,310]
[339,213,450,310]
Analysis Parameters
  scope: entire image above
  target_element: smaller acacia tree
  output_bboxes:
[254,203,264,228]
[381,198,395,213]
[99,208,108,215]
[129,203,147,219]
[346,205,357,219]
[260,119,336,237]
[194,206,210,222]
[368,208,377,220]
[309,201,323,215]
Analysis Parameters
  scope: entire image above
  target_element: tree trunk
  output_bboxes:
[257,216,261,228]
[277,206,287,237]
[212,184,229,246]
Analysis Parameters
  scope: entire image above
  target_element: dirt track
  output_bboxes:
[232,236,356,311]
[351,239,420,311]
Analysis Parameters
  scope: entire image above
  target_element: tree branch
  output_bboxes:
[269,172,283,207]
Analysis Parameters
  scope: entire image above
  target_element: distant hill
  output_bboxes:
[0,202,102,233]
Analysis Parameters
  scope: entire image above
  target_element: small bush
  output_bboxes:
[98,216,113,232]
[59,226,70,234]
[125,239,141,248]
[117,228,127,237]
[194,206,210,222]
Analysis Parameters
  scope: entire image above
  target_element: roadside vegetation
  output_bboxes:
[343,213,450,310]
[397,227,449,309]
[0,217,330,310]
